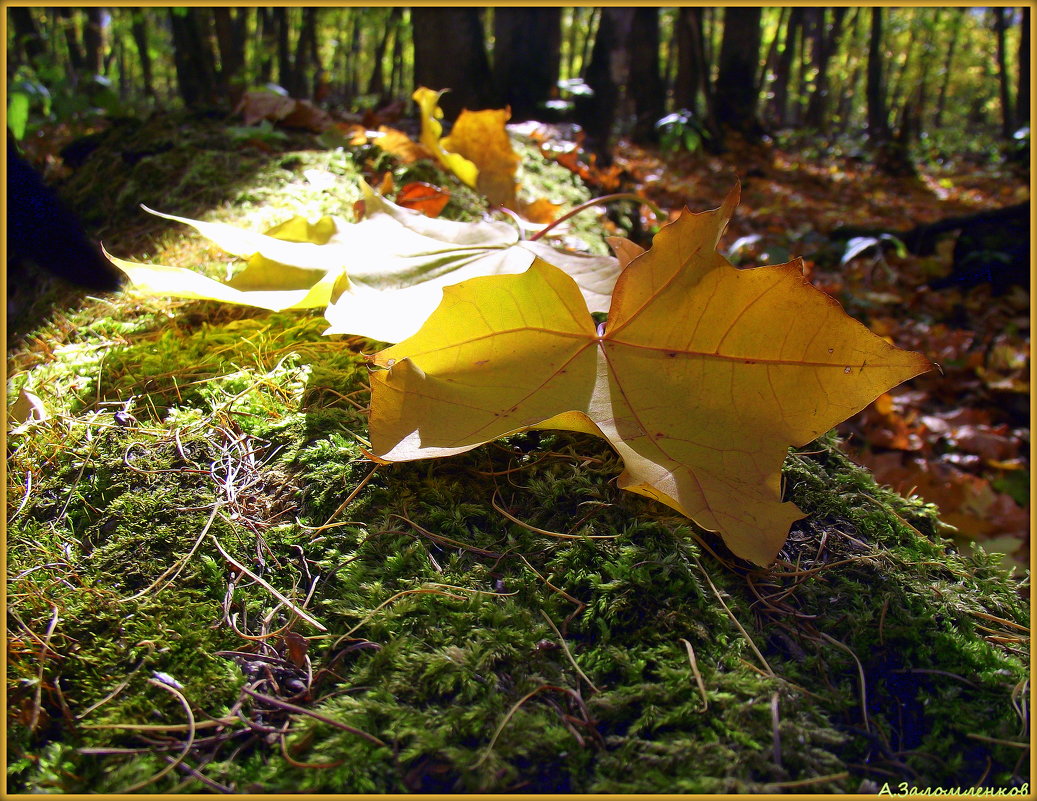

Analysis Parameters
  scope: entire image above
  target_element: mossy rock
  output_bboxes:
[7,114,1029,793]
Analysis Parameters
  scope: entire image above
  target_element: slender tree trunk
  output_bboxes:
[1018,7,1030,129]
[213,8,246,105]
[9,8,46,64]
[57,8,86,73]
[994,7,1014,139]
[769,8,803,129]
[168,8,218,107]
[573,7,635,161]
[83,7,104,75]
[492,8,562,119]
[367,8,401,98]
[714,7,764,141]
[934,8,965,129]
[758,7,788,98]
[274,8,294,94]
[887,16,919,117]
[291,7,320,98]
[411,8,493,116]
[129,10,155,99]
[629,8,665,142]
[804,7,847,132]
[389,12,407,98]
[580,8,600,78]
[832,8,862,133]
[256,8,275,83]
[867,8,889,142]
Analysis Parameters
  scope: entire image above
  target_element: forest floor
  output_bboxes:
[6,109,1030,793]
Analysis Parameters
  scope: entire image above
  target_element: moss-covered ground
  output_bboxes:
[6,113,1029,793]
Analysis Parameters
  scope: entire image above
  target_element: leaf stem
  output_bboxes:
[529,193,665,242]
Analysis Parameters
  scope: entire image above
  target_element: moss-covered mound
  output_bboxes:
[7,114,1029,793]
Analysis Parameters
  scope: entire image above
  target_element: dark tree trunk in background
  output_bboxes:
[1018,7,1030,130]
[168,8,218,107]
[994,7,1014,139]
[866,8,889,142]
[804,7,847,132]
[492,8,562,120]
[769,8,803,128]
[673,6,710,118]
[758,7,788,95]
[84,7,104,75]
[389,13,407,98]
[256,8,275,83]
[129,11,155,99]
[213,8,246,104]
[9,8,46,64]
[629,8,665,143]
[411,8,493,117]
[274,8,294,94]
[57,8,86,73]
[934,8,964,129]
[714,7,764,141]
[292,7,321,98]
[573,7,634,162]
[368,8,402,98]
[867,8,915,176]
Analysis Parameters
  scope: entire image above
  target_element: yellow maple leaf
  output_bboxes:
[368,187,933,565]
[441,107,519,208]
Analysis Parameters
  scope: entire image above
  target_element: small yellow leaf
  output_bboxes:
[413,87,478,189]
[441,107,519,208]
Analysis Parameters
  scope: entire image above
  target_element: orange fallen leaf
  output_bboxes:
[368,187,932,565]
[396,182,450,218]
[374,125,434,165]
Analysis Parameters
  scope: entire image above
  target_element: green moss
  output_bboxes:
[7,116,1028,793]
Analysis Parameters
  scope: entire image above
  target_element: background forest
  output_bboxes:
[7,7,1031,159]
[6,6,1031,794]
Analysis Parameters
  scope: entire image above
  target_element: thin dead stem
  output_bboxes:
[540,610,601,694]
[113,678,196,793]
[210,530,327,632]
[679,638,709,712]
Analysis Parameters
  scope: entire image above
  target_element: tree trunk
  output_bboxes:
[9,8,46,64]
[256,8,275,83]
[1018,7,1030,130]
[866,8,889,142]
[673,6,711,121]
[168,8,218,107]
[411,8,493,117]
[56,8,86,73]
[933,8,965,129]
[274,8,294,94]
[368,8,402,98]
[492,8,562,120]
[629,8,665,143]
[213,8,246,105]
[994,7,1014,139]
[83,7,104,75]
[804,8,847,132]
[292,7,320,99]
[572,7,634,162]
[769,8,803,128]
[129,11,155,99]
[758,8,788,98]
[714,7,764,141]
